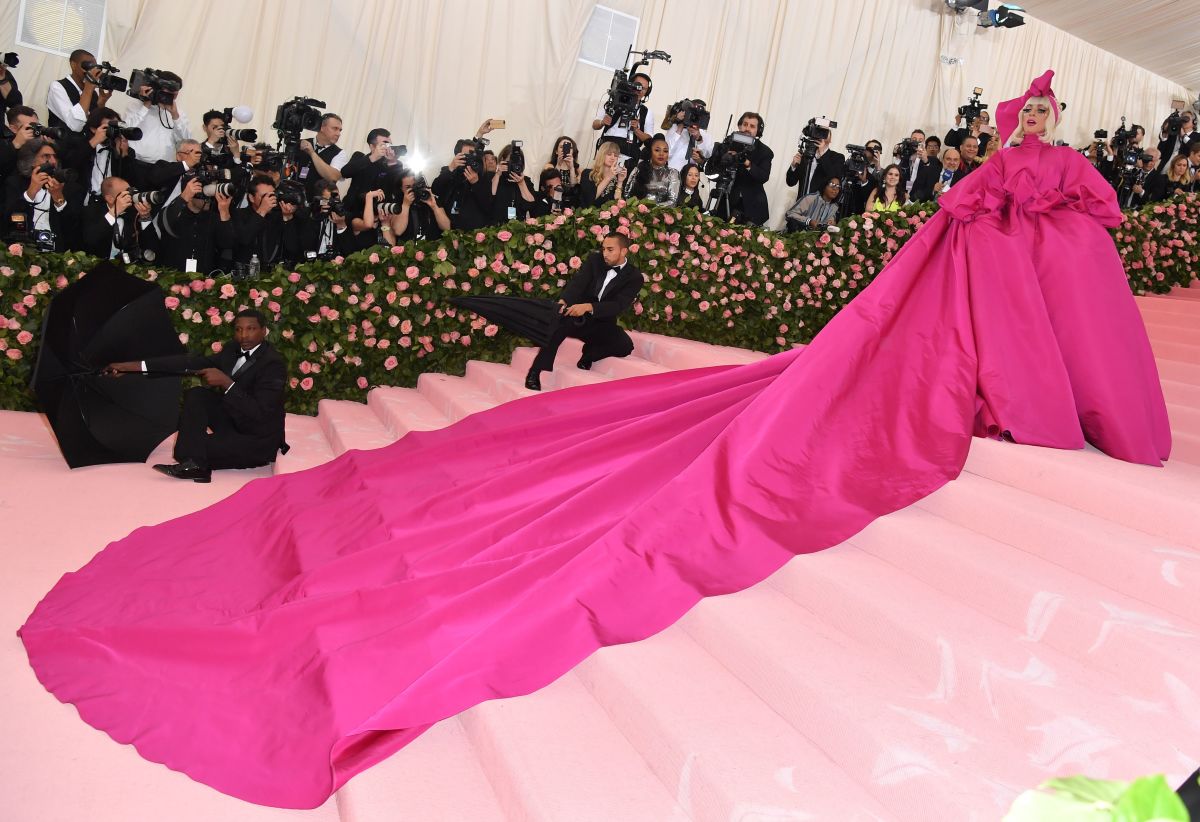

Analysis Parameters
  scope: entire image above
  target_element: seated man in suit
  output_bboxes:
[103,309,288,482]
[525,233,644,391]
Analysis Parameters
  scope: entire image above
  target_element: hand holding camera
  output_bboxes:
[110,189,134,217]
[254,189,277,216]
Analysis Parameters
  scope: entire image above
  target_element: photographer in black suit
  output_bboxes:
[525,233,644,391]
[786,131,844,201]
[431,139,493,231]
[705,112,773,226]
[908,137,945,202]
[103,309,288,483]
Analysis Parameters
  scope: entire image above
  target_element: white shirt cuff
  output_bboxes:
[104,212,117,226]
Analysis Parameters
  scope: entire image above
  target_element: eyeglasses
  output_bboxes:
[827,183,842,188]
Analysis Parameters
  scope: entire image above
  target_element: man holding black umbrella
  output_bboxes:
[524,234,644,391]
[104,309,288,483]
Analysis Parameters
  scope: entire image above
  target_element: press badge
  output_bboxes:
[507,206,517,220]
[185,258,198,273]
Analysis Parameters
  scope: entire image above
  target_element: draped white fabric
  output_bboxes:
[3,0,1194,224]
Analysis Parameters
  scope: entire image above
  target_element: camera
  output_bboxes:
[1093,129,1109,140]
[507,140,525,176]
[128,189,165,207]
[602,48,671,129]
[1164,110,1182,138]
[457,136,487,177]
[242,144,286,172]
[105,121,143,142]
[411,174,432,202]
[668,99,711,130]
[35,162,70,183]
[802,116,837,143]
[127,68,181,106]
[29,123,65,141]
[376,199,403,217]
[2,52,17,68]
[312,192,346,217]
[80,60,128,93]
[31,228,57,253]
[844,144,870,177]
[272,96,326,146]
[958,87,988,123]
[276,180,306,208]
[894,137,921,161]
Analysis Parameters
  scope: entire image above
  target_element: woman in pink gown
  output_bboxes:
[18,71,1171,808]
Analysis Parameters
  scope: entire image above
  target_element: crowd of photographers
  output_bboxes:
[2,48,1199,276]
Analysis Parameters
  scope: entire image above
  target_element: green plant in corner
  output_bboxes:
[1003,774,1189,821]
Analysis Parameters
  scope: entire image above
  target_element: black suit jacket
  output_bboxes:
[560,252,644,322]
[786,149,846,199]
[909,158,944,203]
[1158,131,1199,170]
[705,139,774,225]
[2,174,83,249]
[148,341,287,450]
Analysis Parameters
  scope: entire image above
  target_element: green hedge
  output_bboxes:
[2,194,1197,415]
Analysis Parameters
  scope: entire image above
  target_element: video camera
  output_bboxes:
[272,96,327,147]
[894,137,921,163]
[80,60,128,94]
[603,48,672,129]
[507,140,525,176]
[668,99,710,130]
[127,68,181,107]
[798,116,837,158]
[1111,117,1143,169]
[3,52,18,69]
[457,136,487,177]
[844,144,870,177]
[958,87,988,123]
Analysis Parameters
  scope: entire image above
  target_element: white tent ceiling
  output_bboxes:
[1020,0,1200,95]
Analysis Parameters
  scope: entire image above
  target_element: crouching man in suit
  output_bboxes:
[525,233,645,391]
[104,309,288,482]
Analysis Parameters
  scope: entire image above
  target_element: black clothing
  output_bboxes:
[279,213,318,266]
[431,166,493,231]
[230,207,283,265]
[397,201,445,241]
[580,175,621,208]
[1144,171,1189,204]
[677,187,703,209]
[704,137,774,226]
[785,149,846,200]
[80,200,158,260]
[1157,131,1199,171]
[530,252,644,373]
[594,103,651,163]
[944,127,991,155]
[3,175,82,249]
[341,152,401,204]
[950,160,981,187]
[0,71,20,126]
[149,341,288,471]
[908,158,945,202]
[57,131,144,194]
[294,142,345,197]
[490,175,536,225]
[526,193,557,220]
[157,198,235,274]
[46,77,86,131]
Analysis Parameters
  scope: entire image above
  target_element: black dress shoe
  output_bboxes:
[524,370,542,391]
[153,459,212,483]
[576,357,593,371]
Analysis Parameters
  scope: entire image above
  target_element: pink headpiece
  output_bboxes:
[995,69,1060,141]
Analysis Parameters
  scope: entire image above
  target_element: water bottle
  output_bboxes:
[248,253,260,280]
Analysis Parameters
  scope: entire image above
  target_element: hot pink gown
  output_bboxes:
[18,137,1170,808]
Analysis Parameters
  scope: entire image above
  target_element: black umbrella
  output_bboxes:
[32,262,187,468]
[450,295,562,347]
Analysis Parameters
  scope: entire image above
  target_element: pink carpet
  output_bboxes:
[3,294,1200,820]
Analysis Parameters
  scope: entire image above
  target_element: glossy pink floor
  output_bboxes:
[3,290,1200,822]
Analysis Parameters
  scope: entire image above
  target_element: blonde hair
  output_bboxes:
[590,141,621,185]
[1167,154,1193,185]
[1006,96,1058,147]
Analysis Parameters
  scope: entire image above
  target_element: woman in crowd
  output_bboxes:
[544,136,581,205]
[629,133,679,206]
[1146,154,1194,203]
[676,162,703,209]
[865,163,905,213]
[784,175,841,232]
[579,140,627,207]
[490,142,537,223]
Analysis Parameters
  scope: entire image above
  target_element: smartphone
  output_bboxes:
[488,119,506,130]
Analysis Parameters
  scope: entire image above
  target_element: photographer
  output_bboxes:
[46,50,113,133]
[306,178,353,257]
[591,72,654,165]
[296,113,349,196]
[0,55,21,126]
[528,168,562,218]
[231,177,281,265]
[580,141,627,207]
[157,175,234,274]
[202,110,242,161]
[385,173,450,242]
[80,175,157,260]
[784,176,841,233]
[341,127,402,205]
[1,105,38,184]
[58,107,141,200]
[908,136,945,202]
[663,101,714,171]
[431,139,493,231]
[124,69,190,163]
[489,142,536,224]
[544,136,582,206]
[1157,111,1197,171]
[844,139,883,214]
[273,181,319,266]
[704,111,773,226]
[786,130,845,200]
[629,133,680,206]
[3,140,80,248]
[677,162,703,209]
[945,110,993,154]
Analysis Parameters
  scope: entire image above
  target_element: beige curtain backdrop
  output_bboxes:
[2,0,1194,224]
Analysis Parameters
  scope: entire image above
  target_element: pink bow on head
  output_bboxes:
[995,69,1060,141]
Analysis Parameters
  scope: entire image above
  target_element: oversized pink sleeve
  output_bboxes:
[1056,147,1123,228]
[936,157,1008,224]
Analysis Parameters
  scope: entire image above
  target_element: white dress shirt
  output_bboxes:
[664,124,714,171]
[595,102,655,148]
[125,102,193,163]
[597,263,625,301]
[22,188,68,231]
[103,210,153,259]
[46,77,88,132]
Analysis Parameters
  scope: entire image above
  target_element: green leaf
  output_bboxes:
[1112,775,1189,822]
[1042,776,1128,805]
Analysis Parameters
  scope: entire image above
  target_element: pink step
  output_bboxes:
[366,386,452,437]
[592,355,669,380]
[1151,338,1200,364]
[1154,357,1200,386]
[1145,322,1200,347]
[274,413,335,475]
[1139,310,1199,332]
[463,359,539,404]
[316,399,398,456]
[962,437,1200,549]
[1170,402,1200,437]
[1173,430,1200,465]
[629,331,770,369]
[1138,295,1200,315]
[509,346,616,392]
[1163,379,1200,410]
[417,372,502,421]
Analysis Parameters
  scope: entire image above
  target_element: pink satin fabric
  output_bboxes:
[19,137,1170,808]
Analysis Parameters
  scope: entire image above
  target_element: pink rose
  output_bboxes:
[475,232,487,242]
[357,377,369,389]
[497,230,512,242]
[437,247,448,261]
[384,355,399,370]
[390,245,403,255]
[300,377,314,391]
[178,333,189,344]
[164,296,180,309]
[16,330,33,344]
[369,253,381,263]
[28,264,42,276]
[5,349,21,360]
[211,341,224,352]
[220,283,237,298]
[7,243,22,256]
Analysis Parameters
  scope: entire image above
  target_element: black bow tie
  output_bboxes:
[608,265,623,274]
[237,350,252,359]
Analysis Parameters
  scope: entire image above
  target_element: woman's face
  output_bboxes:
[603,149,618,169]
[650,140,669,166]
[684,166,700,189]
[1021,100,1052,136]
[823,178,841,200]
[884,167,900,187]
[1173,157,1190,176]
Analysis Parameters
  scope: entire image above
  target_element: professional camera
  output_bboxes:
[411,174,432,202]
[602,48,671,128]
[241,144,285,172]
[507,140,526,176]
[2,52,17,68]
[1164,110,1183,138]
[458,136,487,177]
[844,144,870,177]
[668,98,711,130]
[127,68,181,106]
[376,199,403,217]
[80,60,128,93]
[1110,117,1142,170]
[705,130,756,220]
[28,123,66,141]
[798,116,837,158]
[1093,129,1109,141]
[276,180,306,208]
[104,121,143,142]
[128,189,165,207]
[894,137,921,163]
[35,162,70,183]
[311,192,346,218]
[958,87,988,123]
[272,96,326,147]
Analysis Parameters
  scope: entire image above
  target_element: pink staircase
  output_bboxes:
[3,294,1199,822]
